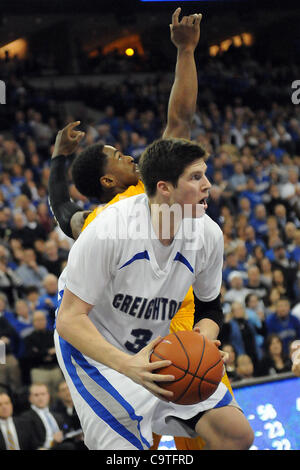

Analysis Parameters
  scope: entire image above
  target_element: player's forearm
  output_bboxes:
[194,318,220,341]
[164,48,198,137]
[48,156,82,239]
[56,309,129,373]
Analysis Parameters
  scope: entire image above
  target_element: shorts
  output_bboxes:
[54,330,236,450]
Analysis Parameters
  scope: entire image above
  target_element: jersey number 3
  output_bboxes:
[125,328,153,353]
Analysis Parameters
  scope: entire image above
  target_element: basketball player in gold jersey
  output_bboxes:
[49,9,239,450]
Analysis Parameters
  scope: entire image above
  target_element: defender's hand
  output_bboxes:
[170,7,202,52]
[52,121,85,158]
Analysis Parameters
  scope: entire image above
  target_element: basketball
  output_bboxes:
[150,330,223,405]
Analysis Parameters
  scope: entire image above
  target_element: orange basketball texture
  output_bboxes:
[150,330,223,405]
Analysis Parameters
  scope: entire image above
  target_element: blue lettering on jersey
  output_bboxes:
[112,294,182,321]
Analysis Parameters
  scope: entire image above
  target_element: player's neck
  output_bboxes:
[148,197,182,246]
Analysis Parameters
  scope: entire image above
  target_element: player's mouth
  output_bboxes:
[198,197,208,210]
[134,163,139,173]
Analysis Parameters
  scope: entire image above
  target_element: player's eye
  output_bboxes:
[192,174,202,180]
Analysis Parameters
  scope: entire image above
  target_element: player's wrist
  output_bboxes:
[177,46,196,54]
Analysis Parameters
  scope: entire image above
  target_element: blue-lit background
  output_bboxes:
[140,1,233,2]
[158,375,300,450]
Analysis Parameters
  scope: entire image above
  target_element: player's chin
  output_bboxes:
[193,203,207,218]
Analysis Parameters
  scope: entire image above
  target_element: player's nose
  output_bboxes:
[125,155,134,163]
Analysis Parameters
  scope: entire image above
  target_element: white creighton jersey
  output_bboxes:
[61,193,223,354]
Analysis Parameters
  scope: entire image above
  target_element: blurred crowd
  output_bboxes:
[0,42,300,448]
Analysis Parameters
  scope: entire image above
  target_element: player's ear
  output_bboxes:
[157,180,172,197]
[100,174,117,188]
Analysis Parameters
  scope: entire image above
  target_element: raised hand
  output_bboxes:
[52,121,85,158]
[170,7,202,52]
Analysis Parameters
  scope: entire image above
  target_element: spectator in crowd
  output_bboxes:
[223,271,250,305]
[0,308,22,393]
[5,298,34,384]
[245,265,269,303]
[290,229,300,264]
[250,204,269,239]
[23,311,63,397]
[257,333,292,377]
[0,245,23,307]
[245,292,266,353]
[51,381,87,450]
[21,383,75,450]
[244,226,266,256]
[9,212,34,249]
[0,140,25,172]
[271,242,298,301]
[36,274,59,330]
[266,297,300,355]
[40,240,65,278]
[235,354,255,381]
[24,286,40,314]
[229,161,247,194]
[258,257,273,289]
[0,392,38,450]
[222,248,245,287]
[220,301,261,371]
[222,343,241,383]
[24,208,47,243]
[15,247,48,291]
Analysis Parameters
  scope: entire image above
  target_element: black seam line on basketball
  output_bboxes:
[197,357,223,398]
[151,351,189,383]
[151,351,221,385]
[174,333,206,404]
[152,352,221,385]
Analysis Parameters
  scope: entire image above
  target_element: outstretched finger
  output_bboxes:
[194,13,203,26]
[148,359,172,371]
[186,14,197,26]
[67,120,81,130]
[172,7,181,26]
[144,335,163,354]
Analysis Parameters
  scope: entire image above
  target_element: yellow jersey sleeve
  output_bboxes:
[81,180,145,232]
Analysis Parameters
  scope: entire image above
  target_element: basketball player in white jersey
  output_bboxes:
[54,137,254,450]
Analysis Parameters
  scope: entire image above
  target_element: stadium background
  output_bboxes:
[0,0,300,450]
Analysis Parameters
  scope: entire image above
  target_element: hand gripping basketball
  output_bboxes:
[150,331,224,405]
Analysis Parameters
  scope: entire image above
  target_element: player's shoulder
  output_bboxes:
[103,192,147,214]
[200,214,223,254]
[203,214,223,239]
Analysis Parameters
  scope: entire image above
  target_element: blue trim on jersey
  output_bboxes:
[54,288,65,329]
[173,252,194,273]
[213,389,232,409]
[119,250,150,269]
[58,334,150,450]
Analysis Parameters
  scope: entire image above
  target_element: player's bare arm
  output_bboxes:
[163,8,202,140]
[291,340,300,377]
[56,288,175,400]
[48,122,90,239]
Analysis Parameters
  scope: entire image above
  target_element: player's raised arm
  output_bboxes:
[48,122,90,240]
[162,8,202,140]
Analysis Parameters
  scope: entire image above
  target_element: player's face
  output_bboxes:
[169,158,211,217]
[102,145,139,189]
